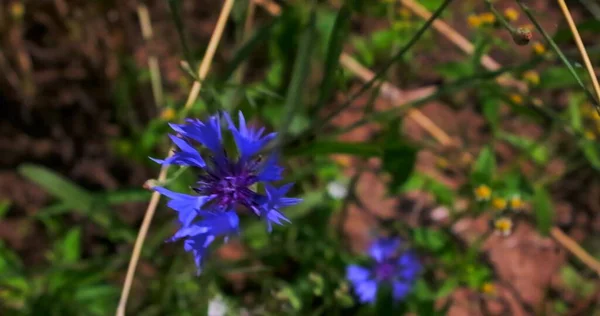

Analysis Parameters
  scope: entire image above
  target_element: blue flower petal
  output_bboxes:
[346,264,371,283]
[171,211,240,275]
[169,115,223,155]
[150,135,205,168]
[396,252,421,281]
[259,183,302,232]
[368,238,401,263]
[392,281,412,301]
[225,111,276,159]
[153,186,214,226]
[256,154,283,182]
[355,279,378,304]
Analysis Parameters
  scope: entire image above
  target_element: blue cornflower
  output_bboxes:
[346,238,421,304]
[151,112,301,273]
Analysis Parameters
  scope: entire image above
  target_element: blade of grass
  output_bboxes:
[274,9,317,148]
[167,0,195,70]
[221,15,281,81]
[318,0,454,129]
[311,3,351,117]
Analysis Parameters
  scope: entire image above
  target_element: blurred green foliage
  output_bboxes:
[3,0,600,315]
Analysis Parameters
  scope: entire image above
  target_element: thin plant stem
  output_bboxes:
[556,0,600,114]
[137,4,164,108]
[517,0,600,111]
[401,0,526,91]
[318,0,454,129]
[116,0,235,314]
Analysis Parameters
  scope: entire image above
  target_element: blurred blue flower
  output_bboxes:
[346,237,421,304]
[151,112,301,273]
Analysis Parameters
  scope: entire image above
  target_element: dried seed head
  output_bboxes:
[512,27,532,46]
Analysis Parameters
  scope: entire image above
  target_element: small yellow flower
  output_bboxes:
[160,108,176,121]
[10,2,25,19]
[436,157,449,169]
[474,185,492,201]
[479,12,496,24]
[532,41,546,55]
[398,7,411,19]
[509,93,523,105]
[494,217,513,236]
[503,8,519,22]
[532,98,543,107]
[492,197,507,211]
[584,130,596,140]
[590,109,600,121]
[522,70,540,86]
[468,15,482,28]
[392,21,410,31]
[509,196,523,210]
[481,282,497,295]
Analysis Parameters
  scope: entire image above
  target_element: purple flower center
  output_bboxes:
[375,261,397,281]
[195,156,261,210]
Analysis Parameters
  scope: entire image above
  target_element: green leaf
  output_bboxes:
[539,66,588,89]
[287,141,382,157]
[18,164,94,210]
[96,190,152,204]
[383,143,418,192]
[560,265,596,297]
[435,61,474,81]
[402,173,454,206]
[312,4,351,116]
[471,146,496,184]
[500,133,550,165]
[0,200,11,219]
[222,16,281,81]
[412,228,448,253]
[167,0,195,70]
[482,98,500,131]
[275,9,316,147]
[581,141,600,170]
[567,94,584,132]
[60,227,81,264]
[532,186,554,235]
[435,277,459,298]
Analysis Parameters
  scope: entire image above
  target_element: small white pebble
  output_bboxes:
[208,296,227,316]
[327,181,348,200]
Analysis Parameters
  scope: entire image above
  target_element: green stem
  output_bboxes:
[317,0,455,130]
[517,0,600,109]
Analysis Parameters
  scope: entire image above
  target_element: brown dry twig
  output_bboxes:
[116,0,236,315]
[137,4,164,108]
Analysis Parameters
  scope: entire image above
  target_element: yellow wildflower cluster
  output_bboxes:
[532,41,546,55]
[398,7,412,19]
[10,2,25,19]
[468,12,496,28]
[509,195,523,210]
[522,70,540,86]
[494,217,513,236]
[581,103,600,140]
[509,93,524,105]
[503,8,519,22]
[491,197,507,211]
[160,108,176,121]
[474,184,492,201]
[481,282,497,295]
